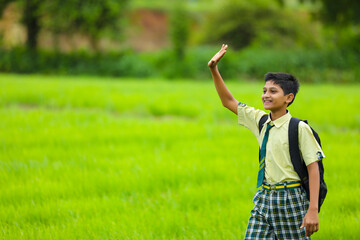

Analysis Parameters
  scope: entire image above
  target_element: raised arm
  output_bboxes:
[208,44,239,114]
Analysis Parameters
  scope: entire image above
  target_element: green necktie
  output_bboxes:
[257,124,274,188]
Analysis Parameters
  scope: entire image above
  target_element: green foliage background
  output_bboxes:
[1,0,360,82]
[1,46,359,83]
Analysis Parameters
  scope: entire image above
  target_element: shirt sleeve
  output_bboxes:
[237,102,267,138]
[298,121,325,166]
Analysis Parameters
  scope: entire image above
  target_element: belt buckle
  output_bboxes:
[270,185,276,192]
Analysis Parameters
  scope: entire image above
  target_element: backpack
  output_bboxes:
[259,115,327,212]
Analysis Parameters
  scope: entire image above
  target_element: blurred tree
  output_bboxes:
[202,0,321,50]
[0,0,13,14]
[23,0,41,51]
[276,0,360,25]
[170,1,190,61]
[273,0,360,50]
[43,0,129,51]
[0,0,42,50]
[202,0,260,50]
[312,0,360,49]
[317,0,360,25]
[0,0,129,51]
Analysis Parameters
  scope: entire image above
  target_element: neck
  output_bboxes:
[270,109,287,121]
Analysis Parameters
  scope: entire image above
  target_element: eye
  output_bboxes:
[263,90,266,94]
[271,90,276,93]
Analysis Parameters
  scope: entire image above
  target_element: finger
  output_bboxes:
[315,224,319,232]
[308,227,314,236]
[306,228,313,237]
[307,225,318,236]
[304,224,311,237]
[220,47,227,55]
[300,219,305,229]
[218,51,226,58]
[213,51,226,62]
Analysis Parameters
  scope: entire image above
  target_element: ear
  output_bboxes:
[285,93,294,104]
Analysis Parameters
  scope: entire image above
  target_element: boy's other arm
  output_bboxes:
[300,162,320,237]
[208,44,238,114]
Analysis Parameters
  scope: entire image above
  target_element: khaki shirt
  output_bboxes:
[237,103,325,184]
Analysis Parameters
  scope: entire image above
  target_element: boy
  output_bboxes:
[208,44,324,239]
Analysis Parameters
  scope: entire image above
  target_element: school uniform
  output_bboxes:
[237,102,325,240]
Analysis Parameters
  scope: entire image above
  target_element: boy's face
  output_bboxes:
[262,80,294,112]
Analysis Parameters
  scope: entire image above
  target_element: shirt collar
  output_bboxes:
[265,110,292,128]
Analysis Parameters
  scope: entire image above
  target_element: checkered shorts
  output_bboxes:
[245,186,310,240]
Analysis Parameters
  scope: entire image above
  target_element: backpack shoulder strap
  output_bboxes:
[302,121,325,178]
[288,117,308,181]
[258,114,268,134]
[309,124,322,148]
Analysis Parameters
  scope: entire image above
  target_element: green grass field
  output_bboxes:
[0,74,359,239]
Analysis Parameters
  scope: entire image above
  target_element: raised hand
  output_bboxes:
[208,44,228,69]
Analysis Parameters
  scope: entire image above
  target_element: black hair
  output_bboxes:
[264,72,300,106]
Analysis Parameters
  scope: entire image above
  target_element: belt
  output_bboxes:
[262,181,301,191]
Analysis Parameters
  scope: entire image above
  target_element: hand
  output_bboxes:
[300,208,319,237]
[208,44,228,69]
